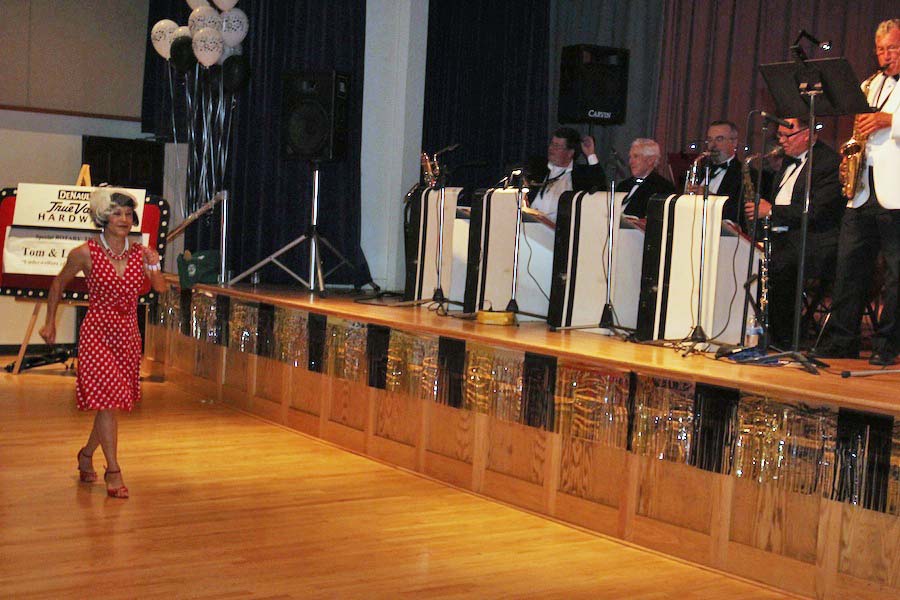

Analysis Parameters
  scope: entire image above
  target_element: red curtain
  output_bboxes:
[654,0,897,163]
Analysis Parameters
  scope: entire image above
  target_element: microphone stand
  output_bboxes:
[681,156,712,353]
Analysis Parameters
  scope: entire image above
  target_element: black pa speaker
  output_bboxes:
[283,70,349,162]
[558,45,629,125]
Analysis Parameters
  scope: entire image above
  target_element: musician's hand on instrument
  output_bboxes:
[856,112,892,137]
[581,135,596,158]
[39,323,56,346]
[744,199,771,220]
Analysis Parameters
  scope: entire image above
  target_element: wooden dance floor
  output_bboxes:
[0,368,789,599]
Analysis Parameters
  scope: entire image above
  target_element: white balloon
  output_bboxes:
[189,6,223,35]
[212,0,238,10]
[221,8,248,47]
[186,0,210,9]
[192,27,224,67]
[172,25,192,40]
[217,43,242,65]
[150,19,179,59]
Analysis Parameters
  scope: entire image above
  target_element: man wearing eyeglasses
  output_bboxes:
[701,120,748,225]
[528,127,607,222]
[742,117,843,348]
[820,19,900,365]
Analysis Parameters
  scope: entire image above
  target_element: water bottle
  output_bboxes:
[745,316,763,348]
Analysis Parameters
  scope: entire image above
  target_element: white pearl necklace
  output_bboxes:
[100,231,129,260]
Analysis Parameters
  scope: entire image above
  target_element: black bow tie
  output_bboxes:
[784,156,802,167]
[893,74,900,81]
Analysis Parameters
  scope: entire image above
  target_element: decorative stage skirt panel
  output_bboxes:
[553,361,629,449]
[189,291,220,345]
[631,375,696,464]
[385,329,439,402]
[228,299,259,354]
[731,395,836,496]
[324,317,368,383]
[463,343,524,422]
[274,307,308,368]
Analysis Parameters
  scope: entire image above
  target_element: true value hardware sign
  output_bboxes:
[3,183,146,277]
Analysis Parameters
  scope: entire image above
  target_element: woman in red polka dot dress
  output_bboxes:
[40,188,168,499]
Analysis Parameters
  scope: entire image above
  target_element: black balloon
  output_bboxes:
[170,36,196,74]
[222,55,251,93]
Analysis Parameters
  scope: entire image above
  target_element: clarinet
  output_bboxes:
[757,215,772,350]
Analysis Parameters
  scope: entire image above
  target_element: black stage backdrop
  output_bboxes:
[422,0,551,191]
[142,0,372,287]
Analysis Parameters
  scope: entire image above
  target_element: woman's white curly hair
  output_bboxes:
[89,186,139,228]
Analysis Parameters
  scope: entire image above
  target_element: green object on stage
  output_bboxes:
[177,250,220,289]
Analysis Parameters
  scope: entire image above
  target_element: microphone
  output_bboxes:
[760,112,793,129]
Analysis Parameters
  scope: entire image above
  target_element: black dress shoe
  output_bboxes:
[869,351,898,366]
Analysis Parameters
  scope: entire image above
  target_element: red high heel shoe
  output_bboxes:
[104,468,129,499]
[77,448,97,483]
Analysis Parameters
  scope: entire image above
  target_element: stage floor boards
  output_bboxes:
[0,366,792,599]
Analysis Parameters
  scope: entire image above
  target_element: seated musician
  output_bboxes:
[742,116,844,348]
[528,126,607,222]
[618,138,675,219]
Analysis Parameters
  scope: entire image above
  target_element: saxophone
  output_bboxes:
[839,70,882,199]
[742,146,784,225]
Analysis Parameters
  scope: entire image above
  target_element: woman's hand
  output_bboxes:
[141,246,161,268]
[39,322,56,346]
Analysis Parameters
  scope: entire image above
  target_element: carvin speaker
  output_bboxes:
[558,45,629,125]
[283,70,349,162]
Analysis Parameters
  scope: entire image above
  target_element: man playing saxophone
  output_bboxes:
[819,19,900,365]
[742,117,843,348]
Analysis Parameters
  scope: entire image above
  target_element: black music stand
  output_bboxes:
[751,57,870,373]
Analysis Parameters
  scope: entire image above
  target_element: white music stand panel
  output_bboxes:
[412,187,460,302]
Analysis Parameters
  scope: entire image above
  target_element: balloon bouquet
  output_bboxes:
[150,0,250,221]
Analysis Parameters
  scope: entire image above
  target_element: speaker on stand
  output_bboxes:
[558,45,629,127]
[231,70,354,292]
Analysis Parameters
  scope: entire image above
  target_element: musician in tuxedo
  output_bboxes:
[743,117,844,348]
[703,120,745,224]
[618,138,675,219]
[819,19,900,364]
[528,126,607,222]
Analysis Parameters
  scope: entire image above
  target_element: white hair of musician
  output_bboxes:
[89,186,139,228]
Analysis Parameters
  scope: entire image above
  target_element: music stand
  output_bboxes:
[751,57,870,373]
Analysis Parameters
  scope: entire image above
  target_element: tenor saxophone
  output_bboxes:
[839,70,882,199]
[742,146,784,226]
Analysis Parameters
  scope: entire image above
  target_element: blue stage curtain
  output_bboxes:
[142,0,373,287]
[422,0,551,190]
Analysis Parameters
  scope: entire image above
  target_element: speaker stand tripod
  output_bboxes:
[230,162,352,293]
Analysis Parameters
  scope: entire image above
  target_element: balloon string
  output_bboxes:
[166,62,184,221]
[184,68,195,214]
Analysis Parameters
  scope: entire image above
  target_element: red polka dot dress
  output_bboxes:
[76,239,149,412]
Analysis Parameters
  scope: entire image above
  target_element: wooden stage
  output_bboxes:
[143,280,900,600]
